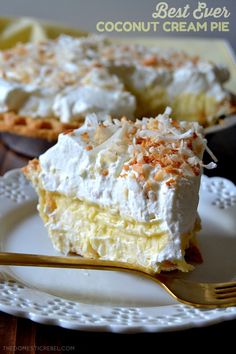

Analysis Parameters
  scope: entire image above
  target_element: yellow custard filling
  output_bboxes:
[37,189,200,273]
[134,87,225,126]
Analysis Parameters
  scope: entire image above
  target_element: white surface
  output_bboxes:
[0,170,236,333]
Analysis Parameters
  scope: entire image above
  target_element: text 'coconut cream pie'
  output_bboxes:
[0,34,235,141]
[23,108,216,273]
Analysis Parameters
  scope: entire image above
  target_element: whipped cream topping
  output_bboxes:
[0,35,231,123]
[168,61,230,101]
[38,109,208,263]
[0,78,30,111]
[103,45,230,104]
[53,68,136,123]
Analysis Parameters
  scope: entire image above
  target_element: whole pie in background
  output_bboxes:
[0,18,235,146]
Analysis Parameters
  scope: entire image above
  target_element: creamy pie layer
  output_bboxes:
[36,188,200,273]
[134,88,231,125]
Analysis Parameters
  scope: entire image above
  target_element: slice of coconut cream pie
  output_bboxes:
[23,108,214,273]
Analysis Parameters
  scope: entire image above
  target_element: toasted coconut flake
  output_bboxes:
[101,169,109,176]
[85,145,93,151]
[166,178,176,187]
[205,144,218,163]
[154,170,165,181]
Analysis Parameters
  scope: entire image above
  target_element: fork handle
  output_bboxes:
[0,251,151,275]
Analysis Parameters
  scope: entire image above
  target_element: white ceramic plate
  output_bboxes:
[0,170,236,333]
[204,115,236,135]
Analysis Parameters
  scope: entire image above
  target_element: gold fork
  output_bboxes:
[0,252,235,309]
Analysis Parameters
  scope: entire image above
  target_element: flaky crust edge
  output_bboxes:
[0,112,83,141]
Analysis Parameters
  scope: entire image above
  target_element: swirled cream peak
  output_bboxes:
[0,34,231,122]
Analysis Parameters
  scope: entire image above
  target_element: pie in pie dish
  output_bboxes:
[0,35,235,141]
[23,109,215,273]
